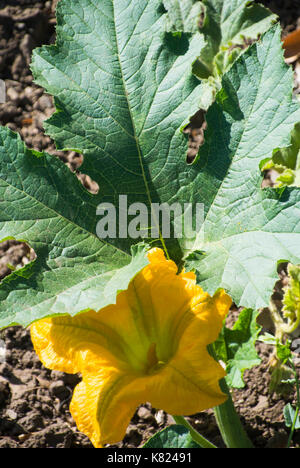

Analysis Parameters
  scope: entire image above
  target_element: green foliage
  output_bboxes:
[30,0,206,263]
[258,333,293,364]
[143,425,201,448]
[193,0,277,107]
[185,25,300,310]
[200,0,277,71]
[276,341,293,364]
[262,123,300,187]
[284,403,300,429]
[0,1,299,328]
[214,309,261,388]
[257,332,277,346]
[163,0,204,33]
[163,0,277,109]
[257,333,295,394]
[0,130,149,328]
[0,0,206,327]
[282,264,300,327]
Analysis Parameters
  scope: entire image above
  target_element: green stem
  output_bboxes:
[287,406,300,449]
[172,415,217,448]
[213,377,254,448]
[208,344,254,448]
[287,360,300,448]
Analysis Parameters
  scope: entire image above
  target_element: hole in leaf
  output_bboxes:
[257,261,290,336]
[197,7,206,30]
[158,2,167,14]
[183,109,207,164]
[228,36,258,54]
[15,89,100,196]
[0,240,36,281]
[76,171,100,195]
[261,168,281,189]
[164,32,190,56]
[57,151,99,195]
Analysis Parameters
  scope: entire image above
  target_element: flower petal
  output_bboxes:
[143,347,227,416]
[70,370,149,447]
[139,288,231,416]
[31,316,148,447]
[125,249,210,359]
[187,289,233,345]
[143,289,231,415]
[30,313,126,375]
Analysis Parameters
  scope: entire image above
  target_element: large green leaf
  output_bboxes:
[185,26,300,309]
[143,425,201,448]
[0,1,300,328]
[0,129,149,328]
[30,0,207,262]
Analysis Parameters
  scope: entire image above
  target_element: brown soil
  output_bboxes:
[0,0,300,449]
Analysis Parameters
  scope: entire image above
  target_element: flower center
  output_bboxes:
[146,342,165,374]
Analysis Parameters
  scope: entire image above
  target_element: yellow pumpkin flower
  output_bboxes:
[30,248,232,448]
